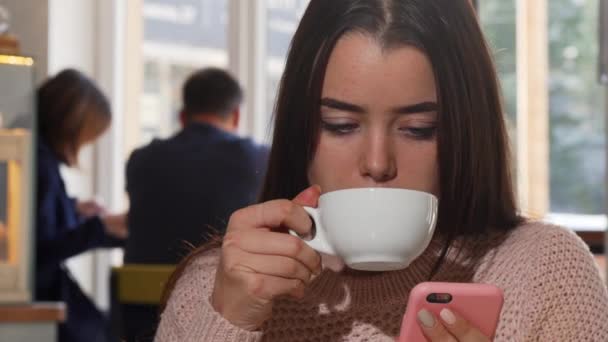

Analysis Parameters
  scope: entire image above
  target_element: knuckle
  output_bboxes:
[427,325,453,342]
[439,330,458,342]
[291,278,304,292]
[222,259,237,274]
[285,259,301,277]
[222,232,239,248]
[246,275,266,297]
[276,200,295,218]
[219,252,238,274]
[228,208,247,227]
[316,253,323,269]
[456,325,476,340]
[285,235,304,256]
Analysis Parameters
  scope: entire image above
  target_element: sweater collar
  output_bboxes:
[304,239,445,306]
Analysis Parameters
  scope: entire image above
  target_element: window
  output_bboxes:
[264,0,309,138]
[140,0,229,144]
[478,0,517,139]
[547,0,605,229]
[479,0,607,234]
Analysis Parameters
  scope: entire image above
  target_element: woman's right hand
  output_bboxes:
[211,185,323,331]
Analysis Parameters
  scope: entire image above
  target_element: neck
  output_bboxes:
[186,114,235,133]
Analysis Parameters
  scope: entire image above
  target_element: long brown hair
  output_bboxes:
[161,0,523,309]
[37,69,111,165]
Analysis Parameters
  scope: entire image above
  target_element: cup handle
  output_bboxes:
[288,206,336,255]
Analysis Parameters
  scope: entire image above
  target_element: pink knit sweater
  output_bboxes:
[155,222,608,341]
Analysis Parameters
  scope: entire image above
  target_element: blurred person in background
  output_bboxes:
[122,68,268,341]
[36,69,128,342]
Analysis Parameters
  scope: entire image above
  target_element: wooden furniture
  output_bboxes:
[575,230,605,254]
[0,56,35,303]
[0,130,33,303]
[0,303,65,341]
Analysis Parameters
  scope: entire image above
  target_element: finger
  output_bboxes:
[238,271,306,301]
[439,308,490,341]
[222,246,314,284]
[229,199,313,236]
[292,185,322,207]
[223,230,322,275]
[417,309,457,342]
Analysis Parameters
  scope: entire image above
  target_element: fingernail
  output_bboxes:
[440,308,456,325]
[417,309,435,328]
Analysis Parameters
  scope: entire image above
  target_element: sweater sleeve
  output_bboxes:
[155,249,263,342]
[526,227,608,341]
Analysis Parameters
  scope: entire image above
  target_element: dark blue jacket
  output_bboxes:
[36,140,123,342]
[124,122,269,264]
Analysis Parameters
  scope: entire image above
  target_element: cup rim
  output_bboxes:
[319,187,438,201]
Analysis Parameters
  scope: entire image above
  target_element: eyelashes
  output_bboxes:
[400,126,437,139]
[321,122,360,135]
[321,121,437,140]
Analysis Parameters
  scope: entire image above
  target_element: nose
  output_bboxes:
[359,131,397,184]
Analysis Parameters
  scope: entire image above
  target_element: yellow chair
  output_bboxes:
[112,264,175,305]
[110,264,176,341]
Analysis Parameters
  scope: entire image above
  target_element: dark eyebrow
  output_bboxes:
[392,101,438,114]
[320,97,438,115]
[320,98,366,113]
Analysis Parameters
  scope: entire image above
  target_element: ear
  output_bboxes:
[179,111,187,128]
[231,108,240,130]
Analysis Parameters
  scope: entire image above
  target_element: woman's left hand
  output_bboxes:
[417,308,490,341]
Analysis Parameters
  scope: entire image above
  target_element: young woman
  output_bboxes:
[36,69,128,342]
[155,1,608,341]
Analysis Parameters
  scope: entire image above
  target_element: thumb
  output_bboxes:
[292,184,322,207]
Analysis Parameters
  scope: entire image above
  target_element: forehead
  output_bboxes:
[321,33,437,104]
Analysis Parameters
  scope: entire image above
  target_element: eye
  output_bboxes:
[399,126,437,140]
[321,121,360,135]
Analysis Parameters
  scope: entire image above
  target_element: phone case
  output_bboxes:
[397,282,503,342]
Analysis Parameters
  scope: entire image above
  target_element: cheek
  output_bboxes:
[307,136,358,189]
[395,144,439,194]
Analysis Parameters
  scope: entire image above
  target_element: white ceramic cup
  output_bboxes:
[293,188,438,272]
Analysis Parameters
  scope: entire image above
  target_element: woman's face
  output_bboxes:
[308,34,439,196]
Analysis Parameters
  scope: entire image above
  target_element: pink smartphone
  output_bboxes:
[397,282,503,342]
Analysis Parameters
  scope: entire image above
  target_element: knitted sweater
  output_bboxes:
[155,222,608,341]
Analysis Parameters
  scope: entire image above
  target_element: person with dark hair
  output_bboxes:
[155,1,608,341]
[181,68,244,121]
[122,68,268,340]
[36,68,128,342]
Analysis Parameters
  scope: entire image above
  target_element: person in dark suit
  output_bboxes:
[36,69,128,342]
[122,68,269,340]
